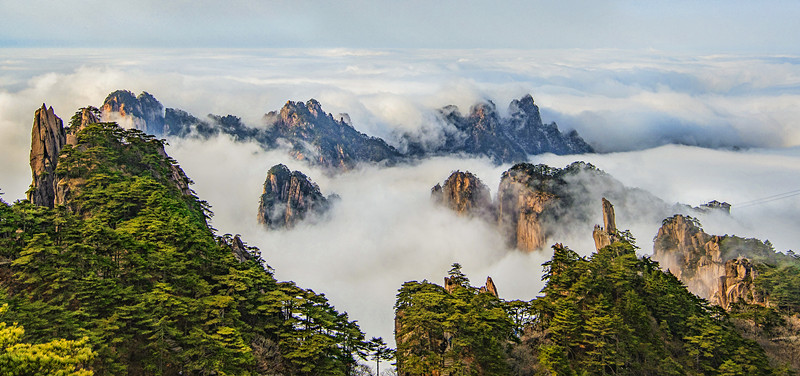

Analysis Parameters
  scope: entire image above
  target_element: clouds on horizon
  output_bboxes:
[3,48,800,348]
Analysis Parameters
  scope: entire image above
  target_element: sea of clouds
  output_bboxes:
[2,48,800,345]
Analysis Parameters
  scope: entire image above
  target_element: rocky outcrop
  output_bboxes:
[479,276,498,297]
[27,104,193,211]
[28,104,66,208]
[653,215,773,309]
[66,107,100,145]
[592,198,620,251]
[257,164,333,229]
[714,257,766,309]
[102,90,165,135]
[265,99,402,170]
[431,162,662,253]
[229,235,255,263]
[431,171,493,218]
[497,164,566,252]
[407,94,593,163]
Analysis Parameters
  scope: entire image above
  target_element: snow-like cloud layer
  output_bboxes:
[2,48,800,346]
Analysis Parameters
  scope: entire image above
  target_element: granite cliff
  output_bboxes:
[257,164,334,229]
[408,94,593,162]
[99,90,593,171]
[27,105,192,214]
[653,215,772,309]
[27,104,66,208]
[102,90,165,135]
[431,171,493,219]
[431,162,672,252]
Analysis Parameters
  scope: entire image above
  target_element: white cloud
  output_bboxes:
[3,48,800,347]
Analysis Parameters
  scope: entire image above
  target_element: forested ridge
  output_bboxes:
[2,108,799,376]
[395,238,788,375]
[0,120,369,375]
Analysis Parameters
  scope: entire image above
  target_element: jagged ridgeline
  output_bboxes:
[0,105,370,375]
[101,90,593,171]
[394,200,778,376]
[431,162,674,252]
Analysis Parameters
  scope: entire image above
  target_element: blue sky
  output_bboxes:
[2,0,799,53]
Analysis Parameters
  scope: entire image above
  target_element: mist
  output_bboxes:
[4,49,800,199]
[3,48,800,347]
[159,135,800,347]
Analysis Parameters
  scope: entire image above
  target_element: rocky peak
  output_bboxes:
[469,101,497,119]
[443,275,499,298]
[478,276,499,298]
[66,107,100,145]
[508,94,542,124]
[257,164,332,229]
[431,171,493,218]
[275,99,327,128]
[497,163,565,252]
[592,198,620,251]
[102,90,165,135]
[713,257,766,310]
[698,200,732,214]
[653,215,769,309]
[28,104,66,208]
[229,235,255,263]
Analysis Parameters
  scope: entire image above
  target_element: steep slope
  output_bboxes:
[652,215,780,308]
[431,162,675,253]
[102,90,165,135]
[395,200,777,375]
[2,106,368,375]
[257,163,333,229]
[264,99,402,169]
[102,90,593,171]
[431,170,494,219]
[406,94,593,163]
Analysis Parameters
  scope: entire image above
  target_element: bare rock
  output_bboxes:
[713,257,767,309]
[431,171,493,218]
[497,164,563,252]
[653,215,772,309]
[592,198,620,251]
[479,276,499,298]
[102,90,165,135]
[28,104,66,208]
[257,164,332,229]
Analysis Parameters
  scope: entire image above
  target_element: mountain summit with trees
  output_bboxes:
[1,105,371,375]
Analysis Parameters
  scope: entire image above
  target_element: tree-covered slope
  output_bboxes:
[0,117,368,375]
[394,228,780,375]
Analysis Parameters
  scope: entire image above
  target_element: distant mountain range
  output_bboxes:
[100,90,593,170]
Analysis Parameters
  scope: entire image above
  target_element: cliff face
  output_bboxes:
[28,104,66,208]
[265,99,402,170]
[592,198,620,251]
[653,215,768,309]
[102,90,165,135]
[497,164,566,252]
[109,89,592,171]
[257,164,332,229]
[431,171,493,218]
[27,105,192,212]
[431,162,644,253]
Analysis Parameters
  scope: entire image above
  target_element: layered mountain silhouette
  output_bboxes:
[100,90,593,171]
